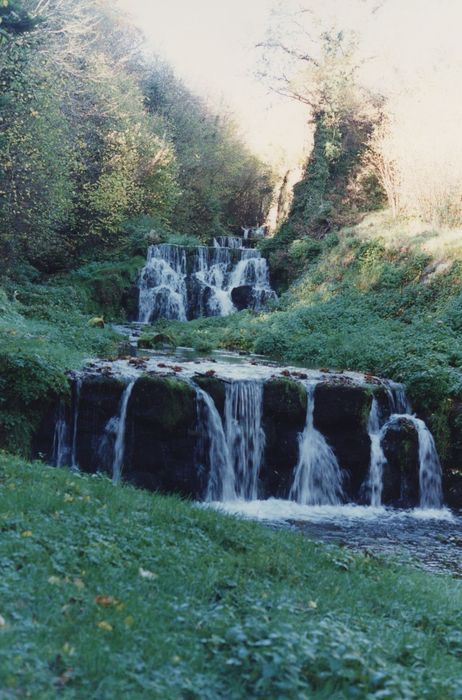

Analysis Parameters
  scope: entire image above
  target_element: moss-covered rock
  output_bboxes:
[382,417,420,507]
[314,383,373,499]
[74,375,128,473]
[138,333,176,350]
[129,376,195,432]
[194,376,226,417]
[126,375,200,497]
[261,378,307,498]
[88,316,105,328]
[0,353,69,456]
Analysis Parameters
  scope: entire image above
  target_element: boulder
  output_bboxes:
[314,383,373,500]
[121,285,140,322]
[382,417,420,507]
[231,285,253,311]
[125,376,201,497]
[74,375,128,474]
[261,378,307,498]
[194,376,226,417]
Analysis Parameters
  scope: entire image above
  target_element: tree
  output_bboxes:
[261,28,383,240]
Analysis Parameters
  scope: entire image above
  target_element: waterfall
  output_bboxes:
[70,376,82,470]
[388,381,412,414]
[362,382,443,508]
[387,414,443,509]
[228,252,275,311]
[194,246,235,316]
[138,244,188,323]
[364,398,387,506]
[195,386,235,501]
[213,236,242,249]
[289,382,344,506]
[137,237,276,322]
[413,417,444,508]
[224,380,265,500]
[112,380,136,484]
[52,403,70,467]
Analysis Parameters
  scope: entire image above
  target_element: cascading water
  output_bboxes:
[70,376,82,470]
[52,403,70,468]
[386,414,443,508]
[213,236,241,249]
[228,249,276,311]
[194,246,235,316]
[138,244,188,323]
[138,237,276,322]
[289,382,344,506]
[412,416,444,508]
[49,356,445,512]
[362,382,443,508]
[364,398,387,507]
[194,386,235,501]
[224,380,265,500]
[111,380,136,484]
[388,382,412,414]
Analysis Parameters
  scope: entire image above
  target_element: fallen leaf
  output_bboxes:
[48,576,61,586]
[308,600,318,609]
[21,530,33,538]
[95,595,117,607]
[139,567,158,580]
[73,578,85,589]
[0,615,6,627]
[97,621,113,632]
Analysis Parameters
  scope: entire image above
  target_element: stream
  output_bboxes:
[211,500,462,576]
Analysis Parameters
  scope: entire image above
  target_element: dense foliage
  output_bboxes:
[0,274,122,453]
[0,0,273,274]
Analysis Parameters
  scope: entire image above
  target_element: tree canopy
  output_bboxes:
[0,0,274,274]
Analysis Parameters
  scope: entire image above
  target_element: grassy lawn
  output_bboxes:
[0,453,461,698]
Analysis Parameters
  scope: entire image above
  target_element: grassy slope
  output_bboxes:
[0,454,461,699]
[0,281,120,455]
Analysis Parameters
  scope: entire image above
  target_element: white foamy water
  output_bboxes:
[206,498,454,524]
[138,238,275,322]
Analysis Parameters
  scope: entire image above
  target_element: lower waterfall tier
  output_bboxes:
[34,357,444,509]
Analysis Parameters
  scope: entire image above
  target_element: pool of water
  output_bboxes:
[209,500,462,577]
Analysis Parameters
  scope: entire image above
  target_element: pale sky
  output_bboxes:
[116,0,310,169]
[116,0,462,171]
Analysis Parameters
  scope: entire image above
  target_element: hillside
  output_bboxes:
[0,453,462,698]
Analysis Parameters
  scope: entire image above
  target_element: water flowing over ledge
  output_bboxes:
[138,237,276,323]
[38,351,445,513]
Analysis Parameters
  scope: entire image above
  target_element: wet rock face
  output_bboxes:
[382,418,420,507]
[124,376,200,497]
[261,379,307,498]
[231,285,253,311]
[122,285,140,322]
[76,376,127,474]
[37,369,443,507]
[194,376,226,417]
[314,384,372,500]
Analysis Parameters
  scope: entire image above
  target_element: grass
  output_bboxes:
[0,282,120,455]
[0,453,461,699]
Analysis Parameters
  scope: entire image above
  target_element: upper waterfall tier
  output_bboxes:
[138,240,276,323]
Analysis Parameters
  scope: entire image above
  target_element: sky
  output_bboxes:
[116,0,462,171]
[116,0,310,169]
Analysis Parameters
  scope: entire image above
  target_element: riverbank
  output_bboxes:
[1,453,461,698]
